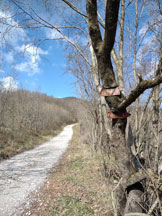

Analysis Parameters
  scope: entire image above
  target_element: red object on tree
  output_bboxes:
[108,112,131,119]
[100,87,120,96]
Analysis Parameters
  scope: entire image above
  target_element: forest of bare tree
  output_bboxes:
[0,88,87,160]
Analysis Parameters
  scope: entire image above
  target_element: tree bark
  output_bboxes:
[86,0,139,214]
[86,0,162,215]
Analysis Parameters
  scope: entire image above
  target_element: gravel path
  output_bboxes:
[0,124,74,216]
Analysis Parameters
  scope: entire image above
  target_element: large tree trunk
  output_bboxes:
[86,0,162,215]
[86,0,144,214]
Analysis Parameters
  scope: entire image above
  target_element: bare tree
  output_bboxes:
[86,0,162,214]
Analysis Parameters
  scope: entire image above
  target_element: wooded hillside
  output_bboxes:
[0,89,86,160]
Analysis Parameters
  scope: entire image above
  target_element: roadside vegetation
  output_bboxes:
[0,89,85,161]
[21,125,112,216]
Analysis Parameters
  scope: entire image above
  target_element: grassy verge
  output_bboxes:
[21,125,112,216]
[0,125,65,161]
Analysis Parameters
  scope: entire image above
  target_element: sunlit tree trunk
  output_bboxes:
[118,0,125,95]
[152,64,161,172]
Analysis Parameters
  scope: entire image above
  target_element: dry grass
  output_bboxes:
[21,125,113,216]
[0,127,63,161]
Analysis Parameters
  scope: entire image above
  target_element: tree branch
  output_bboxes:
[117,66,162,111]
[104,0,120,55]
[62,0,87,18]
[86,0,103,56]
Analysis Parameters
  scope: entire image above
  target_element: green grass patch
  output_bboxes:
[69,159,85,169]
[52,196,94,216]
[61,175,77,184]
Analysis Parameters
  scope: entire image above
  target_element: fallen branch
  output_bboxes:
[148,198,159,215]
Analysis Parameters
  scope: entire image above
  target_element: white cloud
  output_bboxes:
[145,58,159,79]
[15,61,40,76]
[0,3,48,77]
[15,44,48,75]
[2,44,48,76]
[18,44,48,56]
[139,25,148,37]
[1,76,18,91]
[137,34,156,63]
[15,62,28,72]
[46,29,62,39]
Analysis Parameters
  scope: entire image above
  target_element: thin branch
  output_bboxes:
[57,30,91,66]
[97,11,105,29]
[62,0,105,29]
[62,0,87,18]
[117,61,162,111]
[55,25,89,38]
[12,0,91,66]
[12,0,52,29]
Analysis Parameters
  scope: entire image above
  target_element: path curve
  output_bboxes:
[0,124,74,216]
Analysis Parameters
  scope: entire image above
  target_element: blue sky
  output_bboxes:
[0,0,78,98]
[2,44,77,98]
[17,42,77,98]
[0,0,161,99]
[0,39,78,98]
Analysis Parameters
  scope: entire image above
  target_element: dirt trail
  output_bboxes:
[0,124,74,216]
